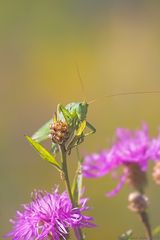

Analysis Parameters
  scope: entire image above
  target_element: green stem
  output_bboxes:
[59,145,84,240]
[60,145,74,206]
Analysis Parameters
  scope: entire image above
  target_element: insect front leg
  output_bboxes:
[58,104,73,125]
[70,121,96,147]
[66,121,96,152]
[66,136,84,155]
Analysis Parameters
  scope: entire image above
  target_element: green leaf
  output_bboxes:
[31,119,52,143]
[26,136,61,171]
[118,230,133,240]
[72,162,83,205]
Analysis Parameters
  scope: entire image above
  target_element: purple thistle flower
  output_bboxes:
[83,124,157,197]
[6,188,94,240]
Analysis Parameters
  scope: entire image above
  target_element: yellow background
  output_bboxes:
[1,1,160,239]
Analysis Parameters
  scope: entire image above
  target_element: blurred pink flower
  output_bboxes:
[83,124,157,197]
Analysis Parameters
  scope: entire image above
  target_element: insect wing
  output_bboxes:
[32,119,52,143]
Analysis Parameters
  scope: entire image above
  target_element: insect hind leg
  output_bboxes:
[84,121,96,137]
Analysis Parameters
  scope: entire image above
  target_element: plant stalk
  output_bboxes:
[59,145,84,240]
[139,211,152,240]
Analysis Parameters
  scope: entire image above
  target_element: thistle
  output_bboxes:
[83,124,160,240]
[6,188,94,240]
[83,124,154,196]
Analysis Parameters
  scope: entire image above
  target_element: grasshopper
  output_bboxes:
[31,89,160,154]
[31,61,160,154]
[31,101,96,154]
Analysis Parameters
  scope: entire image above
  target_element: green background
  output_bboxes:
[1,1,160,239]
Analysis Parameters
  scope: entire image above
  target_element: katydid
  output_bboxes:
[27,89,160,172]
[32,101,96,153]
[31,90,160,151]
[31,63,160,152]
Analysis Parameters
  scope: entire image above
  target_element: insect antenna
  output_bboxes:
[88,90,160,104]
[75,63,87,102]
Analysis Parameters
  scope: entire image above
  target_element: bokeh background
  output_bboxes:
[1,1,160,239]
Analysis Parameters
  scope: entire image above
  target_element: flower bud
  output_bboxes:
[128,192,149,213]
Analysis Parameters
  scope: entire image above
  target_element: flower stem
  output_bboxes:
[139,211,152,240]
[60,145,74,206]
[59,145,84,240]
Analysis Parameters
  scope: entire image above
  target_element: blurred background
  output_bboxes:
[1,1,160,239]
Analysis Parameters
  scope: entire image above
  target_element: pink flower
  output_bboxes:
[83,124,157,197]
[6,188,94,240]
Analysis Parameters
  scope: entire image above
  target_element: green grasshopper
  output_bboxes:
[31,89,160,150]
[31,101,96,154]
[26,89,160,174]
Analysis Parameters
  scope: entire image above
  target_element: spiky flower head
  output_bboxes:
[83,124,157,197]
[6,188,94,240]
[49,121,69,145]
